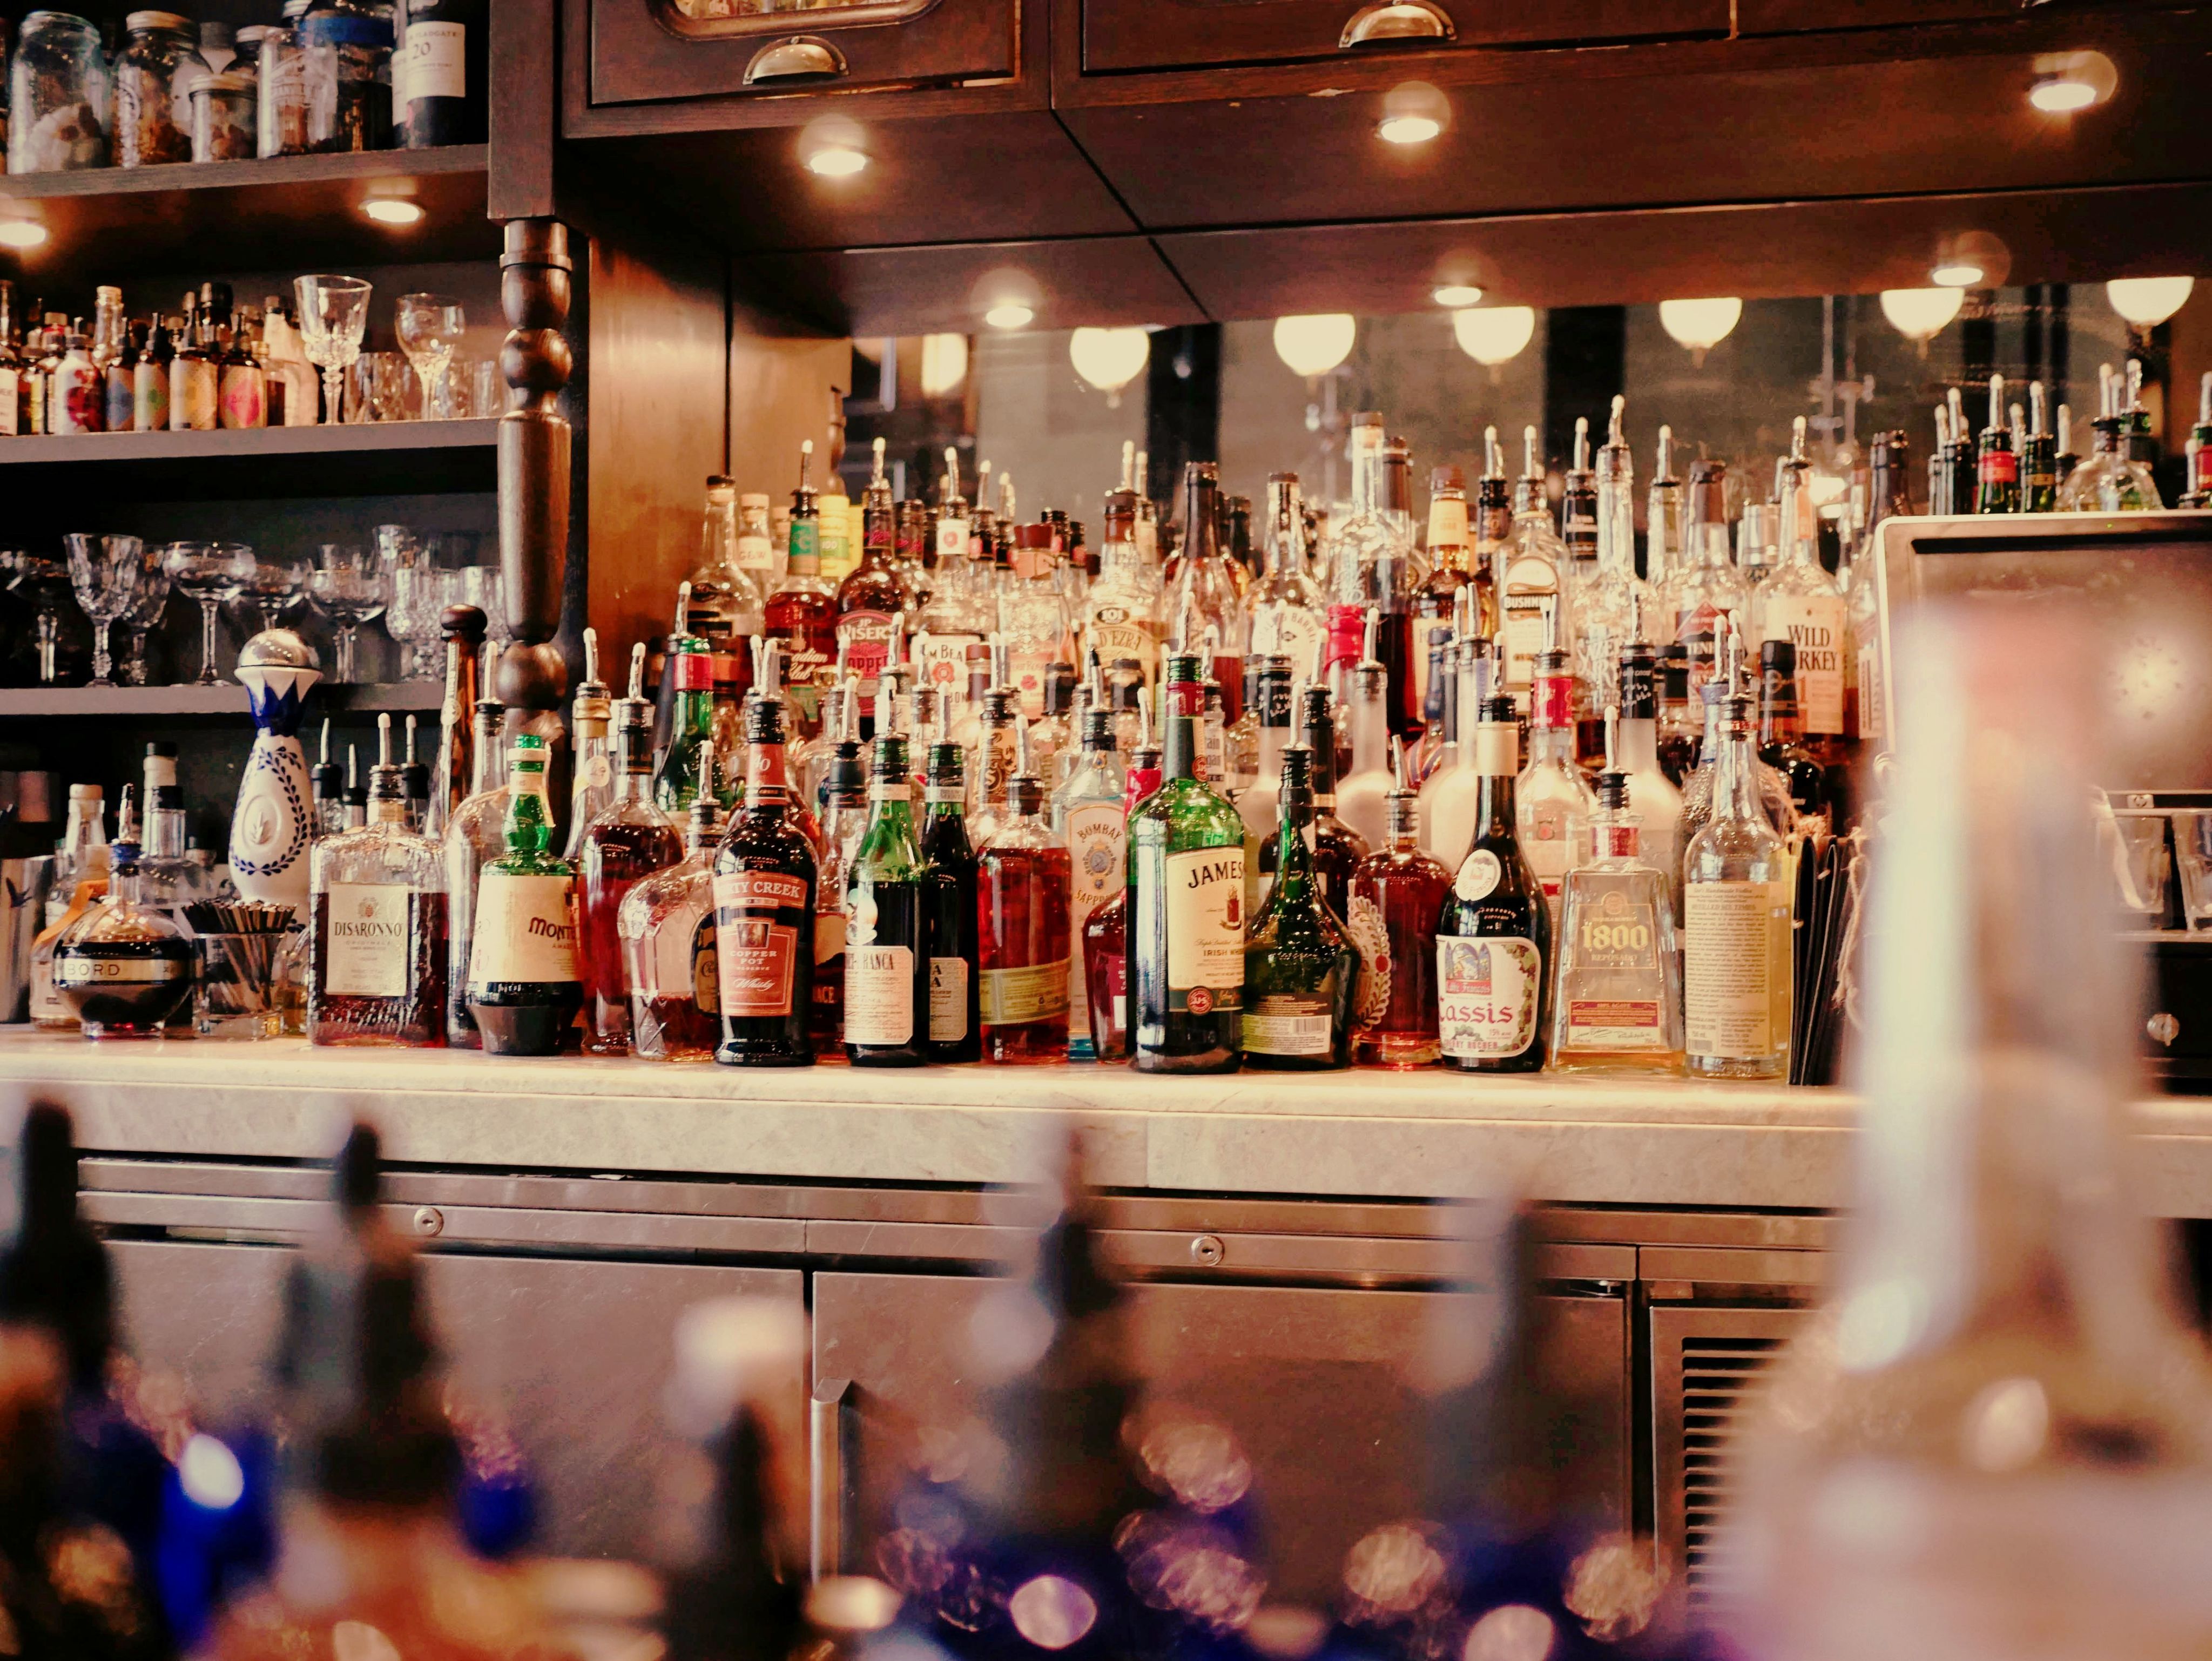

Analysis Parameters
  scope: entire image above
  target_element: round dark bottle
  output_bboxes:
[714,696,820,1066]
[1435,696,1552,1073]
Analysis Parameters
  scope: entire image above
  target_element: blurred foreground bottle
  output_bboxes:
[1730,608,2212,1661]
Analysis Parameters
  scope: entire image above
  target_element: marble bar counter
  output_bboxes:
[3,1030,2210,1215]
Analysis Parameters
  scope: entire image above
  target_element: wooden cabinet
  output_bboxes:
[1080,0,1724,77]
[586,0,1020,107]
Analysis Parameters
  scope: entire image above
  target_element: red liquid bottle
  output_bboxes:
[766,437,840,737]
[1347,770,1449,1067]
[579,692,682,1054]
[1079,734,1161,1063]
[978,770,1071,1063]
[836,435,912,722]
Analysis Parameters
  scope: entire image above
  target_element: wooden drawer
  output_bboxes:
[590,0,1019,107]
[1080,0,1725,75]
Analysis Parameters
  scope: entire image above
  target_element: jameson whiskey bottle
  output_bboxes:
[1128,703,1246,1073]
[845,734,930,1065]
[713,696,819,1066]
[1241,746,1357,1070]
[464,734,582,1056]
[920,719,981,1063]
[1438,694,1550,1072]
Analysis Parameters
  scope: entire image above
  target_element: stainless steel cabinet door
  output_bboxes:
[816,1272,1629,1606]
[110,1239,804,1561]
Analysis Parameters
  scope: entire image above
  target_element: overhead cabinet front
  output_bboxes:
[590,0,1021,106]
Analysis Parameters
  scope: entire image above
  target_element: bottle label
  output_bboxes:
[1684,880,1790,1062]
[1677,600,1727,694]
[1164,846,1246,1014]
[835,609,896,687]
[54,956,189,987]
[219,364,265,429]
[1760,593,1847,735]
[1472,725,1519,778]
[0,368,17,437]
[736,532,776,576]
[935,516,970,564]
[814,907,846,968]
[1437,935,1539,1058]
[1084,613,1161,682]
[929,956,970,1042]
[56,365,102,435]
[914,633,983,717]
[845,944,915,1044]
[1499,571,1559,690]
[322,882,411,998]
[673,651,714,692]
[1533,674,1575,732]
[1009,649,1056,721]
[788,519,820,571]
[1250,605,1323,679]
[1453,848,1502,903]
[642,893,712,1001]
[1562,999,1664,1051]
[1241,992,1333,1056]
[1065,805,1126,906]
[397,18,465,104]
[1978,449,2019,485]
[178,360,219,430]
[981,960,1069,1027]
[468,871,578,988]
[1522,802,1572,900]
[1856,640,1885,743]
[715,914,798,1017]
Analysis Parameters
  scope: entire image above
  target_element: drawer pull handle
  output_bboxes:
[1339,1,1452,48]
[744,35,849,84]
[810,1376,853,1582]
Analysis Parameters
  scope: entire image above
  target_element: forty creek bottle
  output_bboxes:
[845,733,930,1065]
[464,734,582,1056]
[713,694,819,1066]
[1128,702,1245,1073]
[1437,694,1551,1072]
[1240,745,1358,1070]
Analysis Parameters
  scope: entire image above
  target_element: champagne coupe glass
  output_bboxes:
[118,549,172,686]
[236,547,308,636]
[394,293,467,420]
[3,551,72,686]
[64,534,146,688]
[164,540,253,685]
[293,274,375,426]
[307,542,390,684]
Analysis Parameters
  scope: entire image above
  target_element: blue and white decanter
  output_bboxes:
[230,630,322,908]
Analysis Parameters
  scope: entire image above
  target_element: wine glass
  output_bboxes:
[64,534,146,688]
[3,551,72,685]
[164,541,254,685]
[235,548,308,636]
[307,543,390,684]
[387,562,454,680]
[118,551,172,686]
[395,293,467,420]
[293,275,375,426]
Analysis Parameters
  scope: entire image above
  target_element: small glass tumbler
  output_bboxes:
[2173,812,2212,932]
[2109,809,2173,922]
[195,931,282,1038]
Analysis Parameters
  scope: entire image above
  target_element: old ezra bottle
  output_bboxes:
[1128,698,1245,1073]
[464,734,582,1057]
[1242,745,1358,1070]
[1682,684,1792,1080]
[844,733,929,1065]
[1436,694,1549,1071]
[713,695,819,1066]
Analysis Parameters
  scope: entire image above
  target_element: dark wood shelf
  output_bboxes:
[0,681,446,719]
[0,417,500,499]
[0,145,495,283]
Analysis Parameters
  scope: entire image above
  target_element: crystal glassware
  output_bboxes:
[366,350,414,422]
[307,542,390,684]
[386,562,452,681]
[164,539,253,685]
[462,562,510,651]
[118,548,173,686]
[235,547,308,636]
[3,551,73,685]
[293,274,374,426]
[394,292,467,420]
[2174,811,2212,931]
[64,533,145,687]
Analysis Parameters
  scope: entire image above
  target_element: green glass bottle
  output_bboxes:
[1240,746,1357,1070]
[1128,705,1246,1073]
[653,634,717,814]
[1974,373,2020,516]
[921,723,981,1063]
[465,733,583,1056]
[844,733,930,1066]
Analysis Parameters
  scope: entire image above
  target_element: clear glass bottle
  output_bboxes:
[2059,360,2164,512]
[1128,701,1246,1074]
[1754,417,1853,756]
[1165,462,1251,727]
[1645,421,1686,603]
[53,856,197,1041]
[9,11,110,174]
[1681,684,1792,1081]
[967,684,1022,847]
[1241,745,1358,1070]
[617,793,721,1062]
[562,626,614,859]
[1569,397,1655,747]
[685,473,766,658]
[766,438,840,737]
[1412,463,1480,722]
[811,712,868,1058]
[978,763,1071,1064]
[464,734,581,1057]
[1079,733,1158,1063]
[1053,706,1123,1062]
[1417,619,1486,866]
[1616,640,1685,917]
[715,690,820,1066]
[1437,693,1552,1072]
[1516,640,1595,937]
[1669,458,1749,699]
[579,691,681,1055]
[1546,711,1683,1075]
[1335,613,1397,852]
[836,436,912,711]
[438,702,508,1050]
[1324,415,1426,742]
[914,449,988,726]
[308,713,447,1046]
[1249,471,1326,677]
[1497,423,1569,706]
[1348,758,1449,1069]
[998,523,1073,720]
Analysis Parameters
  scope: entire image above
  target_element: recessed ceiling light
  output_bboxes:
[1931,262,1984,288]
[1377,112,1441,145]
[805,145,868,178]
[1433,283,1483,308]
[362,198,423,226]
[984,302,1034,330]
[2028,76,2099,113]
[0,220,48,249]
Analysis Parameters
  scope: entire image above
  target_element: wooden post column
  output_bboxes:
[497,217,575,715]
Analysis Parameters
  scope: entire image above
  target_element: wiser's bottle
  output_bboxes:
[464,734,582,1056]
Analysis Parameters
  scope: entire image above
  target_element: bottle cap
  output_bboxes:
[872,734,910,781]
[1759,638,1797,677]
[743,694,786,745]
[1041,662,1078,715]
[1008,777,1046,817]
[1277,744,1316,813]
[1081,707,1115,749]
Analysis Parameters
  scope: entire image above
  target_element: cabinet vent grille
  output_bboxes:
[1677,1334,1786,1609]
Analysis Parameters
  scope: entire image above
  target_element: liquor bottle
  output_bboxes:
[1847,431,1911,747]
[1498,424,1569,705]
[999,523,1074,719]
[2054,400,2079,482]
[308,714,448,1046]
[579,687,681,1055]
[1682,683,1792,1081]
[1249,471,1326,673]
[1239,745,1356,1070]
[1413,463,1479,715]
[1081,449,1164,690]
[1166,462,1251,724]
[1325,415,1426,742]
[836,437,911,712]
[1334,610,1397,852]
[734,489,778,588]
[341,748,367,829]
[217,295,266,429]
[1027,660,1078,788]
[1468,431,1511,637]
[1732,608,2212,1661]
[562,627,615,859]
[1616,638,1684,916]
[2016,379,2057,513]
[1276,684,1370,920]
[1437,693,1551,1071]
[653,632,717,815]
[685,474,766,656]
[172,287,217,431]
[402,714,431,830]
[977,746,1071,1064]
[1754,417,1852,758]
[844,734,929,1065]
[1234,654,1296,913]
[766,439,839,735]
[1757,639,1832,833]
[1516,638,1595,935]
[1973,372,2020,514]
[1418,620,1486,865]
[1646,421,1685,597]
[915,449,987,723]
[1350,746,1449,1068]
[1547,710,1683,1075]
[1078,727,1158,1064]
[51,843,195,1041]
[1054,706,1123,1062]
[710,694,819,1067]
[395,0,484,147]
[1128,697,1245,1073]
[49,327,100,434]
[464,734,581,1056]
[1656,644,1699,785]
[1572,397,1655,761]
[429,603,485,839]
[2060,362,2163,512]
[2187,371,2212,509]
[811,708,868,1057]
[26,314,61,436]
[1559,411,1599,617]
[0,280,19,437]
[132,315,171,433]
[1736,496,1776,593]
[1670,459,1748,698]
[919,717,982,1063]
[961,683,1021,850]
[103,317,138,434]
[1939,384,1977,514]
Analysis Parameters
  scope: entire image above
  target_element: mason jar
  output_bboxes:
[192,69,256,162]
[299,0,395,152]
[114,10,197,167]
[255,25,312,156]
[8,11,109,174]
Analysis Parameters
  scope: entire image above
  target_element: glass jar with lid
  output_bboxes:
[300,0,395,153]
[257,23,312,156]
[8,11,110,174]
[192,69,256,162]
[114,11,197,167]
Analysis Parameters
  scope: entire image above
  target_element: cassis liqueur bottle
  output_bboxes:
[713,694,819,1066]
[463,734,583,1056]
[844,734,930,1066]
[1436,694,1551,1072]
[1128,702,1246,1073]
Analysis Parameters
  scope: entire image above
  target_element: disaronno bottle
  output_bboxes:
[464,735,582,1056]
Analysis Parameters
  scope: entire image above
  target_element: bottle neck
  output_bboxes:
[1617,713,1660,775]
[468,714,505,795]
[502,768,555,855]
[1715,715,1765,821]
[1759,684,1803,747]
[746,736,794,802]
[1164,712,1199,782]
[1349,678,1391,774]
[1271,795,1316,900]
